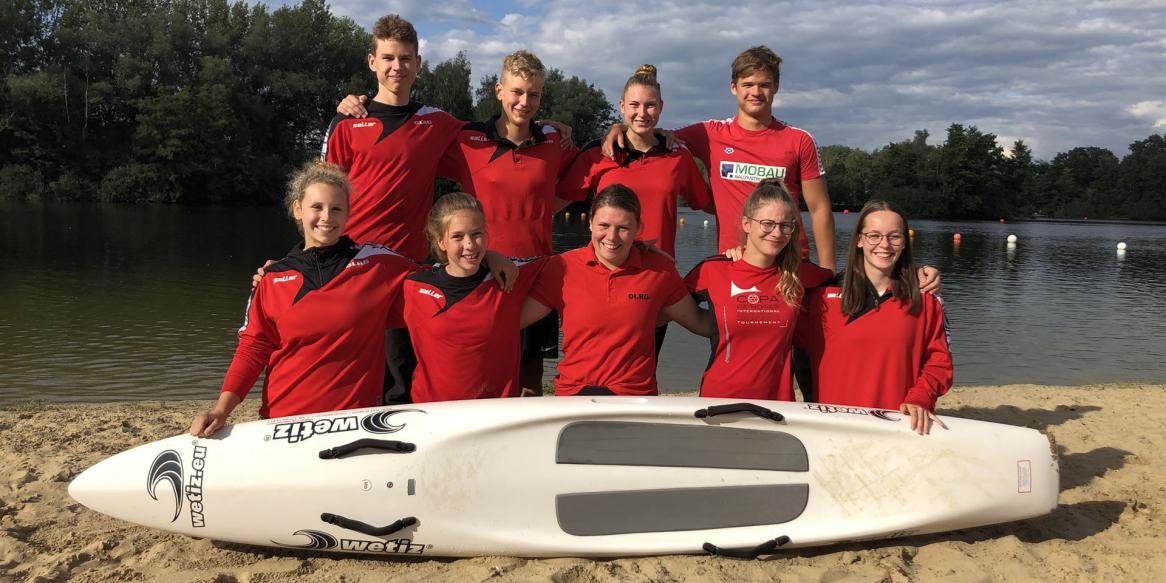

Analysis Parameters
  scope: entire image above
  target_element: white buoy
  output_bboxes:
[1006,242,1017,251]
[1007,234,1017,244]
[703,220,709,227]
[1117,242,1128,251]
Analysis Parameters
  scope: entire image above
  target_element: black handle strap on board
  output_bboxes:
[694,403,784,423]
[703,535,791,559]
[318,439,416,459]
[320,513,418,537]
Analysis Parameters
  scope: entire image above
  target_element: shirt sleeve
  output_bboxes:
[660,262,689,307]
[792,288,826,356]
[797,261,835,290]
[557,137,580,179]
[903,295,954,410]
[220,285,279,399]
[528,255,567,310]
[437,134,471,190]
[798,130,825,182]
[511,256,550,298]
[679,149,713,211]
[674,122,711,167]
[556,147,599,202]
[384,255,423,329]
[322,115,353,169]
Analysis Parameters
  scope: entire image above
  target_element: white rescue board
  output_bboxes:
[69,397,1058,558]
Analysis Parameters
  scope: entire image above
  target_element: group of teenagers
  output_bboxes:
[189,14,954,439]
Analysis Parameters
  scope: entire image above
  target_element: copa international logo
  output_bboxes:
[719,161,786,183]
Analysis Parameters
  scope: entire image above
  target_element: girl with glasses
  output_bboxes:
[795,200,953,434]
[684,178,833,400]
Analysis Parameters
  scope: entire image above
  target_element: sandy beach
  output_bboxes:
[1,384,1164,582]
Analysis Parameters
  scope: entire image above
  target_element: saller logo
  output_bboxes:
[419,288,444,300]
[719,161,786,183]
[186,445,208,528]
[272,275,297,283]
[146,450,183,522]
[352,121,376,128]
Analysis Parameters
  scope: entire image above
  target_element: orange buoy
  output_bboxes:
[953,233,962,242]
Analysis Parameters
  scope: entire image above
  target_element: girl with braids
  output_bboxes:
[795,200,952,435]
[403,193,546,403]
[685,178,833,400]
[521,184,710,396]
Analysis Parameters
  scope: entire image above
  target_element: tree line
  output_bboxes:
[822,127,1166,220]
[2,0,1163,220]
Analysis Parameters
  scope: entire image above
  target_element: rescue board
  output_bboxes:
[69,397,1058,558]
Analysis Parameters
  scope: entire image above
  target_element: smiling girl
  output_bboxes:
[403,193,545,403]
[685,179,832,401]
[521,184,709,396]
[190,163,418,435]
[795,200,953,434]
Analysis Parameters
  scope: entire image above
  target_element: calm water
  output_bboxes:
[2,202,1164,404]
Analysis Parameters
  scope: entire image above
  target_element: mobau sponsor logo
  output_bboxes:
[719,161,786,182]
[186,445,207,528]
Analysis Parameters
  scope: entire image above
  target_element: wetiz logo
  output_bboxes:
[271,417,358,443]
[269,409,422,443]
[274,529,426,555]
[186,445,207,528]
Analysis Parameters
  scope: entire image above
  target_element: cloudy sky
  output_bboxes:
[276,0,1164,159]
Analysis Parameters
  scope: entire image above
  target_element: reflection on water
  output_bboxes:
[2,202,1164,404]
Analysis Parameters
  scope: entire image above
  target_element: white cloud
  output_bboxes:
[272,0,1166,158]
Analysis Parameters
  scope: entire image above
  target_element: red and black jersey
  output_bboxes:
[557,136,712,257]
[438,117,579,257]
[794,278,953,410]
[530,245,688,396]
[323,101,465,260]
[676,118,823,256]
[220,236,418,418]
[686,258,833,400]
[403,258,546,403]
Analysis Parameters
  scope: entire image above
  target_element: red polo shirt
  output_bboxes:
[323,101,465,260]
[530,245,688,396]
[439,117,579,257]
[557,138,712,257]
[677,117,823,255]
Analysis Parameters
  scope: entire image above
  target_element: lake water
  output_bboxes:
[2,202,1164,404]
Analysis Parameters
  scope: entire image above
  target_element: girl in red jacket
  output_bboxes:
[795,200,953,434]
[189,163,418,435]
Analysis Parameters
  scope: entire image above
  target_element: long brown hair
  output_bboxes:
[742,178,802,307]
[841,200,921,316]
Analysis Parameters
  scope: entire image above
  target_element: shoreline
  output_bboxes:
[2,384,1164,582]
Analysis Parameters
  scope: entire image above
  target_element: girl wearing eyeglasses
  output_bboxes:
[684,179,833,400]
[794,200,952,434]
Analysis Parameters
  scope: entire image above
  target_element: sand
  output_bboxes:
[1,384,1164,582]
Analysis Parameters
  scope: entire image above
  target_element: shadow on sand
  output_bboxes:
[939,403,1102,431]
